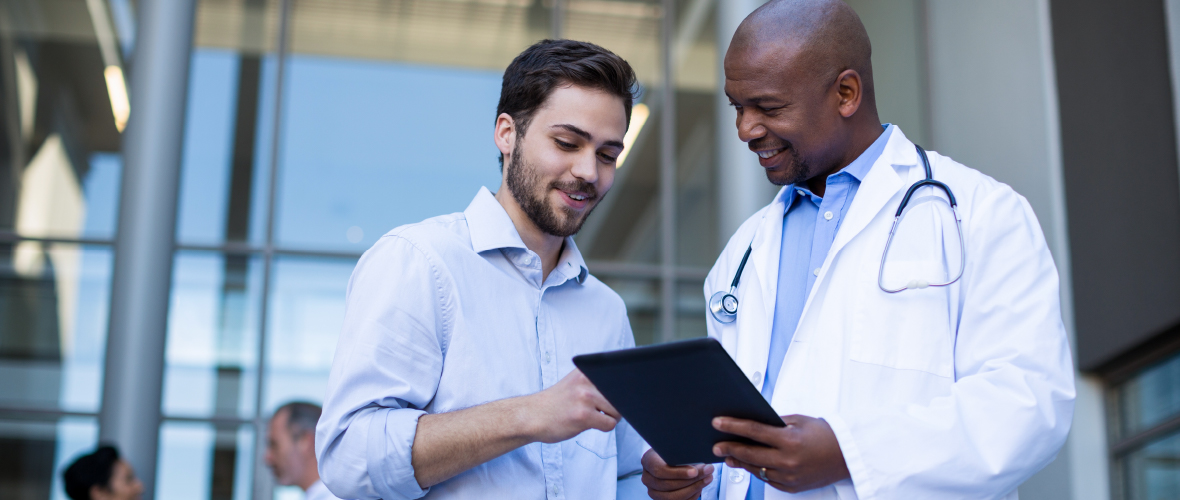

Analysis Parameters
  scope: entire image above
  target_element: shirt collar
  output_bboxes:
[842,123,894,182]
[465,186,529,253]
[463,186,590,284]
[777,123,895,206]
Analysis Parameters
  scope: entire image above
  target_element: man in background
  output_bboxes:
[267,401,344,500]
[62,445,144,500]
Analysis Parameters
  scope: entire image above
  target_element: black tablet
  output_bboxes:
[573,337,785,465]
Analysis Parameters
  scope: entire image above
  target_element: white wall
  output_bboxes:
[922,1,1107,499]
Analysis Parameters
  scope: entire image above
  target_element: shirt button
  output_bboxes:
[751,371,761,383]
[730,469,747,483]
[824,211,833,220]
[544,352,551,364]
[813,268,821,276]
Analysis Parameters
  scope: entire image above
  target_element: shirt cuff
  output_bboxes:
[821,413,875,500]
[367,407,430,500]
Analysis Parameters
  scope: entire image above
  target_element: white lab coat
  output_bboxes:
[704,127,1076,500]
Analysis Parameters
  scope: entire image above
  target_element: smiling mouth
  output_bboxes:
[566,192,588,201]
[756,148,785,159]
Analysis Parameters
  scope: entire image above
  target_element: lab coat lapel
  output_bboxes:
[825,128,915,266]
[750,187,789,348]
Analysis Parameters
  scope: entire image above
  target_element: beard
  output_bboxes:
[753,137,814,187]
[505,141,600,237]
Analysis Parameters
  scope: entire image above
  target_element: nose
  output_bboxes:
[570,150,599,184]
[735,110,766,144]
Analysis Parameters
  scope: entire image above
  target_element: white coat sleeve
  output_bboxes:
[315,235,450,500]
[825,187,1076,499]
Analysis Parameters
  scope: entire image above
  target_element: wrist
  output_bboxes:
[510,393,544,442]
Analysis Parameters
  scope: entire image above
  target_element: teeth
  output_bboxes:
[757,148,784,159]
[569,193,585,201]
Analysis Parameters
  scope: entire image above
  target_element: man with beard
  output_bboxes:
[317,39,653,500]
[642,0,1074,499]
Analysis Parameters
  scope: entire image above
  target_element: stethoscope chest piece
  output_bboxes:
[709,290,739,323]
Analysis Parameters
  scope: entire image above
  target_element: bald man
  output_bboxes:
[641,1,1075,499]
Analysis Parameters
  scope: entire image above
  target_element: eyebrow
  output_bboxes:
[725,93,786,105]
[552,124,625,149]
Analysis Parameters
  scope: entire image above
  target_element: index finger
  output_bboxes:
[643,451,709,480]
[713,416,783,445]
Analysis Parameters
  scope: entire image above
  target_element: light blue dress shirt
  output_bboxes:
[747,125,892,500]
[316,187,647,500]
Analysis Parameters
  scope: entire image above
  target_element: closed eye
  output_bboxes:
[555,139,577,149]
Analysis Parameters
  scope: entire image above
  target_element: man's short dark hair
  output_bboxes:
[496,39,639,167]
[62,445,119,500]
[275,401,322,440]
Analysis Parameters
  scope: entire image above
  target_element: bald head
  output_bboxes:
[723,0,882,193]
[733,0,873,101]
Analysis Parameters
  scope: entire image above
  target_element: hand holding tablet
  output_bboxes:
[572,337,785,465]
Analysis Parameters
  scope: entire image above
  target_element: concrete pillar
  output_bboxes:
[923,1,1106,498]
[98,0,197,497]
[715,0,774,249]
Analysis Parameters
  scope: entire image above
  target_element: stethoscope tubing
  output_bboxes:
[708,144,965,323]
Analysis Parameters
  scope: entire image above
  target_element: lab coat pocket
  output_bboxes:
[574,428,618,459]
[850,261,954,378]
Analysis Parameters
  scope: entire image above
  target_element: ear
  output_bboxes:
[298,431,316,454]
[494,113,518,162]
[90,484,112,500]
[834,69,863,119]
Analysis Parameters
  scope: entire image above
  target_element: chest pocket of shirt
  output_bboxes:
[574,429,617,459]
[850,261,955,378]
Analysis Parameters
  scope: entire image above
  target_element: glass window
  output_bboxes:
[1111,350,1180,500]
[600,277,660,345]
[0,416,97,500]
[274,59,503,251]
[0,244,112,413]
[175,50,278,246]
[155,421,254,500]
[674,0,719,269]
[1120,429,1180,500]
[677,278,707,340]
[1116,353,1180,438]
[262,256,355,413]
[570,0,664,265]
[162,251,263,420]
[0,6,126,242]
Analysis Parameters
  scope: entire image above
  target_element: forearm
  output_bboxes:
[411,395,537,488]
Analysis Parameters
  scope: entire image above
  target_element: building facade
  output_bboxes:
[0,0,1177,499]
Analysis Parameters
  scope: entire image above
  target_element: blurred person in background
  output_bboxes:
[62,445,144,500]
[267,402,345,500]
[316,39,651,500]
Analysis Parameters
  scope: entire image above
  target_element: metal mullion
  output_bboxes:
[0,232,114,247]
[251,0,292,498]
[162,414,255,427]
[586,260,709,280]
[0,407,98,420]
[659,0,676,343]
[175,242,363,261]
[552,0,565,39]
[1110,412,1180,457]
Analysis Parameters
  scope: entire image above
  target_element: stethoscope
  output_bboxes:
[708,144,966,324]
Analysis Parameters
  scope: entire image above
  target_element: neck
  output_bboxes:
[494,185,566,281]
[298,469,320,491]
[806,119,883,197]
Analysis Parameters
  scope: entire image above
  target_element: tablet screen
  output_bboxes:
[573,337,785,465]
